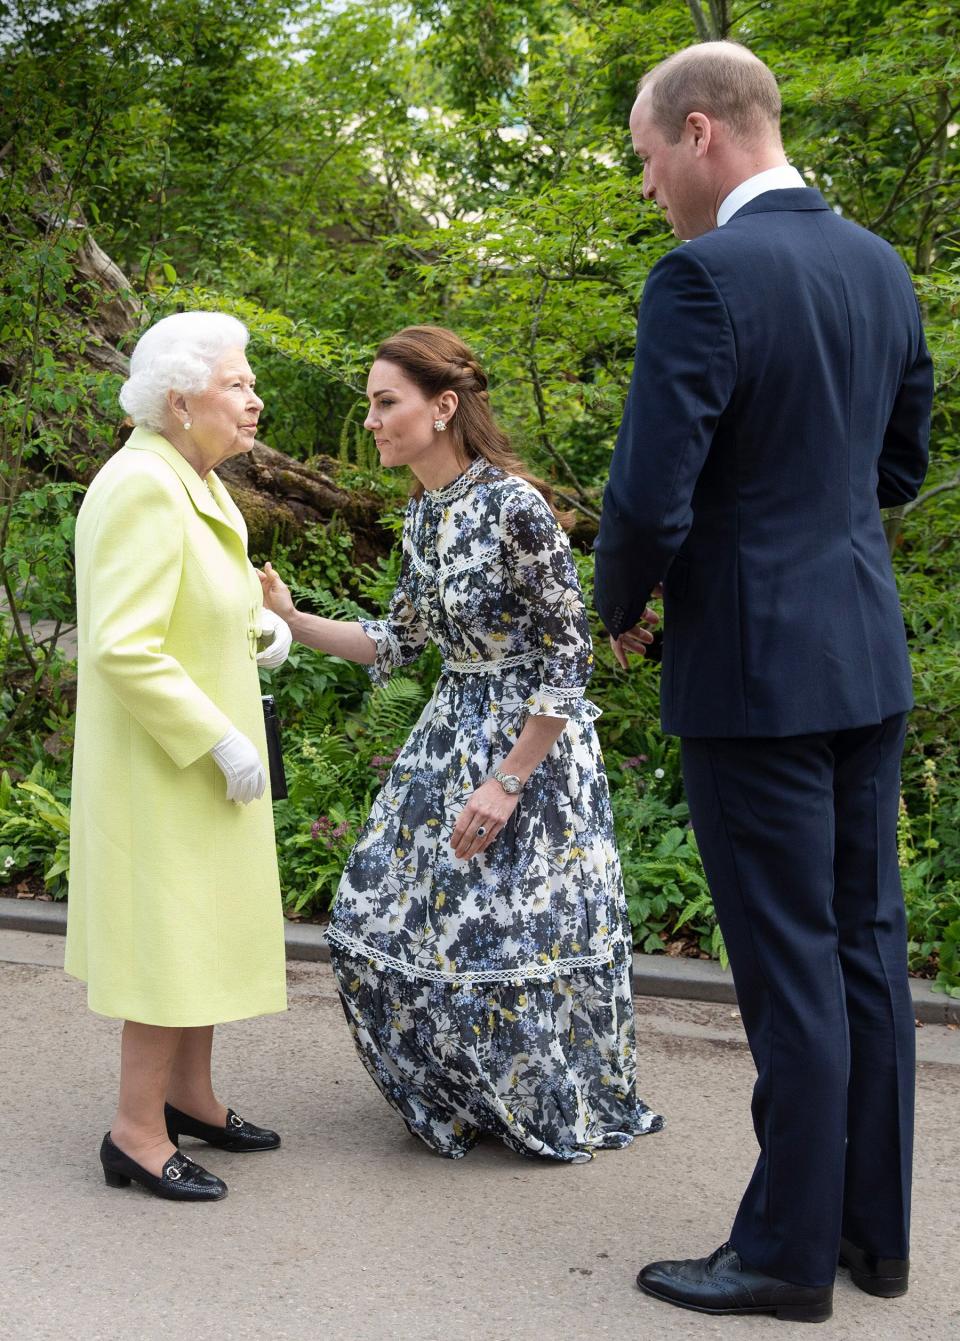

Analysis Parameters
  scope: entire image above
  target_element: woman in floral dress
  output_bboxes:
[260,325,663,1161]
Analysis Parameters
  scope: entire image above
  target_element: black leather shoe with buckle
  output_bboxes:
[839,1237,909,1297]
[164,1103,281,1152]
[99,1132,227,1201]
[637,1243,833,1323]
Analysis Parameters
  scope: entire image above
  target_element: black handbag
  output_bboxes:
[261,694,288,800]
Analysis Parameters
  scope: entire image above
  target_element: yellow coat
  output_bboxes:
[65,427,287,1026]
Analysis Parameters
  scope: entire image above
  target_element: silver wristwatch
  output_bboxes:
[493,768,523,795]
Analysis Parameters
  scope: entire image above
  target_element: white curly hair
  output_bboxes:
[119,311,250,430]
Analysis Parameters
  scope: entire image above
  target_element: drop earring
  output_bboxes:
[434,419,446,432]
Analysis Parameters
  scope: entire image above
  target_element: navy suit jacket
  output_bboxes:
[594,188,933,737]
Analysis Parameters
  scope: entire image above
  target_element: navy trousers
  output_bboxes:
[681,714,914,1288]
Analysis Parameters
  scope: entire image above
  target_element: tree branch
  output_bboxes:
[685,1,712,42]
[0,569,38,675]
[915,85,952,273]
[526,277,594,508]
[729,0,771,32]
[869,94,960,233]
[554,488,600,523]
[708,0,731,40]
[903,471,960,516]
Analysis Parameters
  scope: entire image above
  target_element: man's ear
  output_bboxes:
[687,112,712,157]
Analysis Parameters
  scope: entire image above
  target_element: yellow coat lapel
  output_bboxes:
[124,426,248,547]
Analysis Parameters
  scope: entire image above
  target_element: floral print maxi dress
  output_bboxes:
[326,458,663,1161]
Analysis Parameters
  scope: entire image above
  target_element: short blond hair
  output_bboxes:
[640,41,782,144]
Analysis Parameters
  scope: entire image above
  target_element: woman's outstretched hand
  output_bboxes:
[258,561,297,622]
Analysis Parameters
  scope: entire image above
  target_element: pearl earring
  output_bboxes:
[183,419,192,431]
[434,418,447,432]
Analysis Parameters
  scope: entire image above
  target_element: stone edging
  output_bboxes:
[3,898,958,1026]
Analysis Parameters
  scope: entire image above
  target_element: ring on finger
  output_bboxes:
[476,825,487,838]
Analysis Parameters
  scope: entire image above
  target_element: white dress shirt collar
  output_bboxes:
[717,165,807,228]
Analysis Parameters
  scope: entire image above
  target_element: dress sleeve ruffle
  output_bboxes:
[358,508,430,686]
[359,617,402,687]
[523,683,602,723]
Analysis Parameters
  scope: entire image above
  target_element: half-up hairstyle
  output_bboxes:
[373,325,573,528]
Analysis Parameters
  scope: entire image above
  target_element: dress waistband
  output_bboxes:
[442,651,540,675]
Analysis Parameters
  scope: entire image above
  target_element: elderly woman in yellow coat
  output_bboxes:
[65,311,291,1202]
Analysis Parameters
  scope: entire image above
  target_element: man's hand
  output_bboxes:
[610,599,660,671]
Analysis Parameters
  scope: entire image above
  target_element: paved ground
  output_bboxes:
[2,929,958,1341]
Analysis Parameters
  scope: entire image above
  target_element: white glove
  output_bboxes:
[211,726,267,805]
[256,607,292,670]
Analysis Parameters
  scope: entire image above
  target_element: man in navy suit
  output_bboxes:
[594,41,932,1323]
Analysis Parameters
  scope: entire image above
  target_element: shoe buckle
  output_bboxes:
[166,1164,183,1181]
[229,1112,244,1129]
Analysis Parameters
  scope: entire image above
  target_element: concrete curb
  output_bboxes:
[4,897,958,1026]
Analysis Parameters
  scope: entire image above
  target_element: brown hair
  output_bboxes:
[373,325,573,527]
[640,41,782,145]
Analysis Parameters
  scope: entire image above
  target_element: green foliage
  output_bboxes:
[895,472,960,995]
[0,766,72,896]
[271,728,371,914]
[279,521,358,599]
[616,802,722,960]
[267,667,431,916]
[0,182,112,751]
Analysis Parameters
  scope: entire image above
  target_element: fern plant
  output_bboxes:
[362,675,430,747]
[355,548,403,611]
[337,399,380,471]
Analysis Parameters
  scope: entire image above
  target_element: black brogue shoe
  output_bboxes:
[637,1242,833,1323]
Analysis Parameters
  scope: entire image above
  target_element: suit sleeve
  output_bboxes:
[594,247,737,638]
[877,292,933,508]
[84,470,232,768]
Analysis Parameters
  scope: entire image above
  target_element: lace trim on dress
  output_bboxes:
[325,925,629,985]
[408,547,433,580]
[423,457,488,506]
[408,545,498,583]
[443,651,541,674]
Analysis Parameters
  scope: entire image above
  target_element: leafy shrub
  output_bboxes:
[0,765,71,896]
[894,461,960,995]
[269,669,431,916]
[271,728,372,915]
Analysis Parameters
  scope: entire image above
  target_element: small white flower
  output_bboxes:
[3,856,13,869]
[654,768,665,779]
